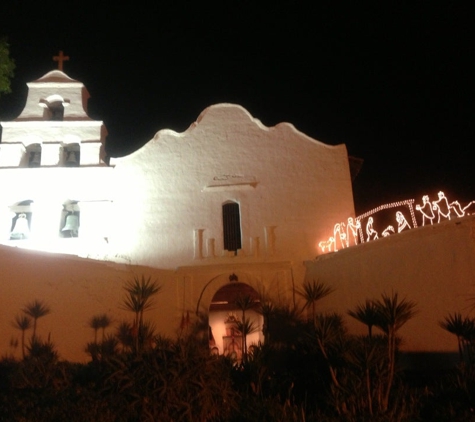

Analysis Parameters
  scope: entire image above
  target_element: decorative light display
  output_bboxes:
[318,191,475,254]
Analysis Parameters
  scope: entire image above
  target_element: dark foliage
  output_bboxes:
[3,285,474,421]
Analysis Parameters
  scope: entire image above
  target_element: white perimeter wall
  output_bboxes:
[305,214,475,354]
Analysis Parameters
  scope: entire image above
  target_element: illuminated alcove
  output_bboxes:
[208,280,263,360]
[8,200,34,240]
[60,201,80,238]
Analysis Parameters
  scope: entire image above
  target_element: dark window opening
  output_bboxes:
[48,101,64,121]
[63,144,80,167]
[27,143,42,168]
[222,201,241,254]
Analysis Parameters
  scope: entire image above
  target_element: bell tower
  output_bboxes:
[0,54,113,256]
[0,52,107,168]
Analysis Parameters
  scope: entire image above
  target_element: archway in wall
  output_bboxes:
[208,280,263,361]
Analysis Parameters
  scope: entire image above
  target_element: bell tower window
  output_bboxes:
[222,201,242,254]
[60,202,80,238]
[48,101,64,121]
[63,143,80,167]
[38,95,69,122]
[27,143,42,168]
[10,200,33,240]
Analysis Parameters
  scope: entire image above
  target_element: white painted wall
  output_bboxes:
[0,71,360,363]
[305,215,475,354]
[108,103,355,272]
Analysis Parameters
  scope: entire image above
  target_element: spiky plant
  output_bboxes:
[89,315,102,344]
[295,279,334,324]
[348,300,380,338]
[12,314,32,359]
[374,292,417,411]
[97,314,112,342]
[257,300,275,342]
[234,317,259,362]
[313,312,346,389]
[440,313,475,363]
[122,275,161,353]
[235,294,257,360]
[22,299,50,340]
[116,321,134,352]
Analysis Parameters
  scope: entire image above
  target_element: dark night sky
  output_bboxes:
[1,2,474,214]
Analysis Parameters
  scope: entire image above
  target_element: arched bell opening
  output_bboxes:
[62,143,80,167]
[26,143,42,168]
[60,201,80,238]
[9,200,34,240]
[208,276,263,362]
[39,94,68,121]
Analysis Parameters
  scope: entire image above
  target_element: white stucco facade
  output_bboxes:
[3,69,470,364]
[107,103,355,271]
[0,70,356,361]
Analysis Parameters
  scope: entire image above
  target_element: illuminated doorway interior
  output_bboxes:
[208,278,263,361]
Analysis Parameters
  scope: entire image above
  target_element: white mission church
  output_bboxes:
[1,64,474,364]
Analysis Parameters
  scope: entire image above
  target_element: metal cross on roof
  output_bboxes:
[53,50,69,71]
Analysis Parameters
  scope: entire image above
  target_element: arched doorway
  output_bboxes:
[208,279,263,361]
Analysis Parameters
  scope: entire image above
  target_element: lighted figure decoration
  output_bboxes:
[366,217,378,241]
[432,191,451,223]
[396,211,411,233]
[333,222,347,251]
[382,226,395,237]
[318,199,417,253]
[416,195,435,225]
[318,237,335,252]
[345,217,361,247]
[415,191,475,226]
[450,200,475,218]
[318,192,475,254]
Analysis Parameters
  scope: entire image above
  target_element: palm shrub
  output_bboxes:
[435,312,475,418]
[374,292,417,412]
[22,299,51,341]
[348,293,417,414]
[296,279,334,324]
[234,316,259,363]
[121,275,161,354]
[348,299,380,339]
[440,313,475,364]
[233,302,331,417]
[103,333,238,421]
[235,293,257,362]
[11,314,32,359]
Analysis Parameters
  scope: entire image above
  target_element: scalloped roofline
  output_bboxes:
[193,103,339,148]
[110,103,345,165]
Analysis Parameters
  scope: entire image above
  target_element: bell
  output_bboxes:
[62,213,79,237]
[65,151,78,167]
[10,213,30,240]
[29,152,41,167]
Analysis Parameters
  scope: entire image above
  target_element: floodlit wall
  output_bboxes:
[0,72,358,362]
[0,167,113,256]
[0,246,293,362]
[109,103,355,277]
[305,214,475,354]
[0,245,176,362]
